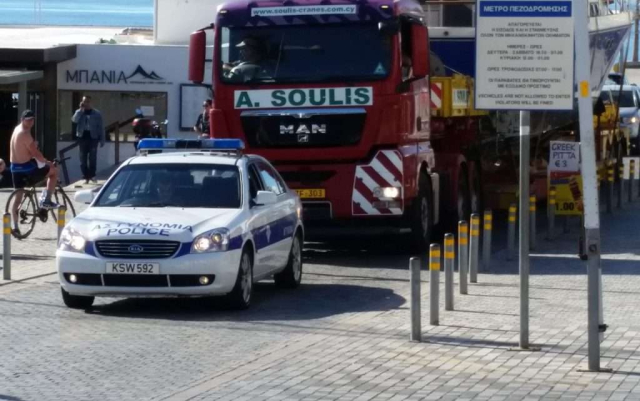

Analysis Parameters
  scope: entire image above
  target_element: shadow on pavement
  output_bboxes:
[303,236,419,270]
[487,257,640,276]
[85,283,405,322]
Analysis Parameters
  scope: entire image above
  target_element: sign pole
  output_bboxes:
[573,0,605,372]
[475,0,574,352]
[519,110,530,349]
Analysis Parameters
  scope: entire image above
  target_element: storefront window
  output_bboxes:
[58,91,168,142]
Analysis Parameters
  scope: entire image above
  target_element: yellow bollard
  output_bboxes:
[507,204,517,260]
[618,164,625,209]
[529,196,536,250]
[458,221,469,295]
[429,243,441,325]
[3,213,10,280]
[629,160,635,202]
[57,205,67,242]
[444,234,455,311]
[469,214,480,283]
[607,167,614,214]
[482,209,492,272]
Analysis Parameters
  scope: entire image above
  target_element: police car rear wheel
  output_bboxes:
[60,287,94,309]
[274,234,302,289]
[227,250,253,310]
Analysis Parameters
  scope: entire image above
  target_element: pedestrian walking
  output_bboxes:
[194,99,212,138]
[72,96,105,184]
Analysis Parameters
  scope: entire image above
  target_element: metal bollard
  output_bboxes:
[547,187,556,240]
[482,209,492,272]
[57,205,67,242]
[507,204,517,261]
[529,196,536,250]
[444,233,455,311]
[409,257,421,342]
[607,166,614,214]
[629,160,635,203]
[618,164,624,209]
[469,214,480,283]
[3,213,10,280]
[429,244,441,326]
[458,221,469,295]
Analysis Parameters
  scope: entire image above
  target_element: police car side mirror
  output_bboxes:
[255,190,277,206]
[74,189,95,204]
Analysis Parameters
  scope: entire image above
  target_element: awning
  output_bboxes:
[0,70,43,85]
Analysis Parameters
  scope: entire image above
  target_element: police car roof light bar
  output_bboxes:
[138,138,245,154]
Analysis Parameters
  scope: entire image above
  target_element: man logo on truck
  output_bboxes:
[280,124,327,135]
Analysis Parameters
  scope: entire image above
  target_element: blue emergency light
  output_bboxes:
[138,138,245,151]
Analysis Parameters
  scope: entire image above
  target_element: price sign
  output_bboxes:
[549,141,582,215]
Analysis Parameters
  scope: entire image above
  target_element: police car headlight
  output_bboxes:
[192,228,230,253]
[59,227,86,253]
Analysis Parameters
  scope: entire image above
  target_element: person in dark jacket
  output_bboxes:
[71,96,105,184]
[194,99,212,138]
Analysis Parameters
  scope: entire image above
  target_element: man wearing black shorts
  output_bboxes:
[10,110,59,234]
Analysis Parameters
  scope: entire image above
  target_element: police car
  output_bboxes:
[57,138,303,310]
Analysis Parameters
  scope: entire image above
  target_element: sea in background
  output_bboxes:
[0,0,153,27]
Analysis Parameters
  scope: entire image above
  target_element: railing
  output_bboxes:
[59,116,137,185]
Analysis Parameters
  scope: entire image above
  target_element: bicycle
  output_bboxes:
[5,158,77,239]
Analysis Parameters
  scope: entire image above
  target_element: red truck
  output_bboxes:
[188,0,483,249]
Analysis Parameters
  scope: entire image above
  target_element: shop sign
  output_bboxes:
[65,65,172,85]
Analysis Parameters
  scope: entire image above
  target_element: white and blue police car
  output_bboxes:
[57,138,303,310]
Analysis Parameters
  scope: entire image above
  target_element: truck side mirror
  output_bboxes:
[189,30,207,83]
[410,24,429,79]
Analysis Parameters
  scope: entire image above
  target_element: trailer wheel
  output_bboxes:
[456,168,471,223]
[411,172,434,251]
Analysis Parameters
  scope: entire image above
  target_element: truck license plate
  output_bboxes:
[294,189,325,199]
[106,262,160,275]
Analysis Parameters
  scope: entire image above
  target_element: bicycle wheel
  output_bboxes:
[51,187,77,223]
[5,189,37,239]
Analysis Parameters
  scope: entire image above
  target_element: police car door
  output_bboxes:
[255,162,295,273]
[247,163,277,277]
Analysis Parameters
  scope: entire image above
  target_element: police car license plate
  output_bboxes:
[106,262,160,275]
[294,189,325,199]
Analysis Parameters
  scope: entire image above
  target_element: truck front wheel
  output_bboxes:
[410,172,434,251]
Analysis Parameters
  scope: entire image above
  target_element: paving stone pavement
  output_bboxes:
[0,192,639,400]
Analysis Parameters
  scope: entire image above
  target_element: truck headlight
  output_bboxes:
[373,186,401,199]
[59,227,86,253]
[623,116,638,124]
[191,228,230,253]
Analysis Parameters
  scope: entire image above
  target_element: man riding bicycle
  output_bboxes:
[10,110,59,234]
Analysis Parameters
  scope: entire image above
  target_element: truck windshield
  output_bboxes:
[220,24,392,84]
[95,164,241,209]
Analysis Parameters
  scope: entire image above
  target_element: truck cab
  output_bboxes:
[190,0,439,248]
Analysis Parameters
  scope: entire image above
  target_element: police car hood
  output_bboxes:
[73,208,242,242]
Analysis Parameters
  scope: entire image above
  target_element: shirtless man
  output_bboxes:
[10,110,58,234]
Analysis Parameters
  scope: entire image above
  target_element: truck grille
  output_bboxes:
[95,240,180,259]
[241,108,366,148]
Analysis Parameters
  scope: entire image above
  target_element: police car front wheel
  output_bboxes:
[274,233,303,289]
[61,287,94,310]
[226,250,253,310]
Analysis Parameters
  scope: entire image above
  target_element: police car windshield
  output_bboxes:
[95,164,241,209]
